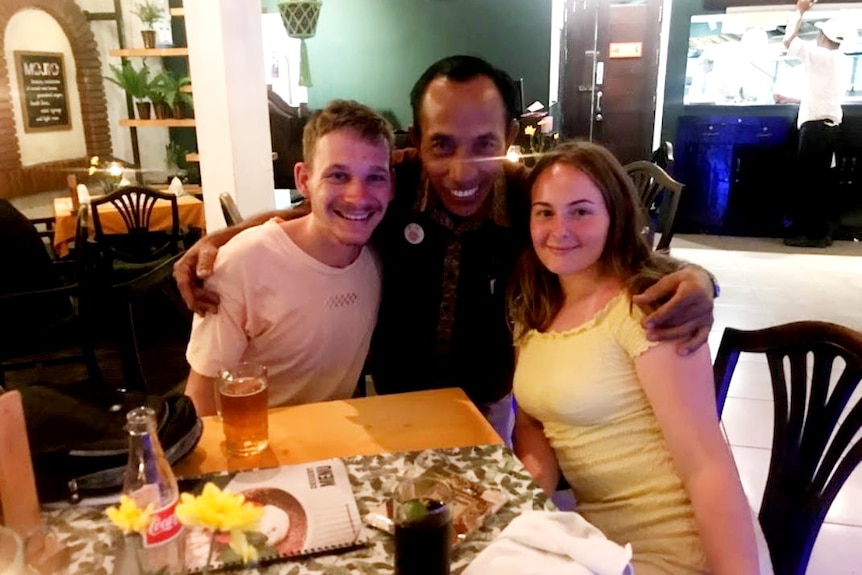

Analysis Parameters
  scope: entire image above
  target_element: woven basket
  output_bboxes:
[278,0,322,39]
[277,0,322,87]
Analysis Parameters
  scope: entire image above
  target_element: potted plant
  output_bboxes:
[131,0,165,49]
[105,62,152,120]
[156,69,192,119]
[148,72,172,119]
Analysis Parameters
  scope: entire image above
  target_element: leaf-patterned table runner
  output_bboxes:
[44,445,553,574]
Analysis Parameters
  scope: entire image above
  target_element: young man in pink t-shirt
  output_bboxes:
[185,100,394,415]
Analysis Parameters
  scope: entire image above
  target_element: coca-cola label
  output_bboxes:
[144,498,182,547]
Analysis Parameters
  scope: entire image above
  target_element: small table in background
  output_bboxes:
[51,195,206,258]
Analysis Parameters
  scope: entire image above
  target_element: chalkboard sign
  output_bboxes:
[14,51,71,133]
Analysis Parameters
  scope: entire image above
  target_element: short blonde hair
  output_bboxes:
[302,100,394,168]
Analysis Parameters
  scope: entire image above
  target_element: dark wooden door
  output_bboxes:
[561,0,663,165]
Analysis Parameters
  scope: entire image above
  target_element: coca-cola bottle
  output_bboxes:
[123,406,185,573]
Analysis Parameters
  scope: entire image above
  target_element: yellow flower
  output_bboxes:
[524,125,537,136]
[229,530,259,563]
[105,495,154,535]
[175,483,264,533]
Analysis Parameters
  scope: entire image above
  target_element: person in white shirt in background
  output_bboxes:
[184,99,393,415]
[774,0,851,248]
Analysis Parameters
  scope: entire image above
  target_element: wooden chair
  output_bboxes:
[89,185,181,267]
[219,192,243,226]
[624,160,684,252]
[713,321,862,575]
[89,186,186,392]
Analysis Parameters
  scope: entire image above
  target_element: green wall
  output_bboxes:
[267,0,552,130]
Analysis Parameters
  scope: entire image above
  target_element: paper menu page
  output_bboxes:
[183,458,364,572]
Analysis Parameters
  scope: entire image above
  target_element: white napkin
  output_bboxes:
[168,176,186,196]
[76,183,90,205]
[463,511,633,575]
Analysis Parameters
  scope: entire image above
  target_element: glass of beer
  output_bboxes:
[393,477,453,575]
[218,363,269,456]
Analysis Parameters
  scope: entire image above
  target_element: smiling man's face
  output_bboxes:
[417,75,516,218]
[295,127,392,262]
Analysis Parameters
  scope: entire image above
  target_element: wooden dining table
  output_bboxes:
[173,387,504,476]
[51,194,206,258]
[43,389,548,575]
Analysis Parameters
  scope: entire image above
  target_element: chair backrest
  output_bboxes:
[624,160,684,252]
[219,192,243,226]
[713,321,862,575]
[90,186,180,264]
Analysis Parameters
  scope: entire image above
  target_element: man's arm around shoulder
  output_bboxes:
[174,203,309,314]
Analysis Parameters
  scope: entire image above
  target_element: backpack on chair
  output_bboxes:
[18,382,202,503]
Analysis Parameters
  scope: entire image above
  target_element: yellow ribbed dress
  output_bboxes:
[513,292,710,574]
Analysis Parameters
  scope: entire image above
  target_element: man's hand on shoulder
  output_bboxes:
[632,265,716,356]
[174,207,299,316]
[174,234,222,316]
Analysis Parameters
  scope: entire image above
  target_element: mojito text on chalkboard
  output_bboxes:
[15,51,71,132]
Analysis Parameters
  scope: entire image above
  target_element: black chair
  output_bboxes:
[0,203,101,388]
[90,186,181,269]
[89,186,187,392]
[624,160,684,252]
[219,192,243,226]
[713,322,862,575]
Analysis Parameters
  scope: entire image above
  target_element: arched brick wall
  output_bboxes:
[0,0,111,198]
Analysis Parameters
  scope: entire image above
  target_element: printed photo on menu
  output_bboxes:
[180,458,365,572]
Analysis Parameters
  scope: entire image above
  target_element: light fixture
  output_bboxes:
[107,161,125,178]
[506,145,523,164]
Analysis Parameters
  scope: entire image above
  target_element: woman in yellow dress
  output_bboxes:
[508,141,759,574]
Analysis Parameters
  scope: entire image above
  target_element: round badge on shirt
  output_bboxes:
[404,222,424,245]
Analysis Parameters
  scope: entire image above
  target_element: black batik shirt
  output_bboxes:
[369,149,530,405]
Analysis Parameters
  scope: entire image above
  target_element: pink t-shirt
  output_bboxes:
[186,219,382,406]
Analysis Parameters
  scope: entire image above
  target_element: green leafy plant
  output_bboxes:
[151,69,191,109]
[132,0,165,30]
[105,62,152,100]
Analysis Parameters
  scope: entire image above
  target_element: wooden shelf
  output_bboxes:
[169,7,184,16]
[109,48,189,57]
[120,118,196,128]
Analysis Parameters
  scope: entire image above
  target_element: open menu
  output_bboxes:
[179,458,365,573]
[365,465,508,546]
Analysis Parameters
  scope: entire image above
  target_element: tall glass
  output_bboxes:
[218,363,269,456]
[393,477,452,575]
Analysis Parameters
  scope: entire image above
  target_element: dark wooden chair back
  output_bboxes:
[713,321,862,575]
[219,192,243,226]
[90,186,180,265]
[624,160,684,252]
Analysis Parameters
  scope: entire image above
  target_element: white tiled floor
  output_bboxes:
[673,233,862,575]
